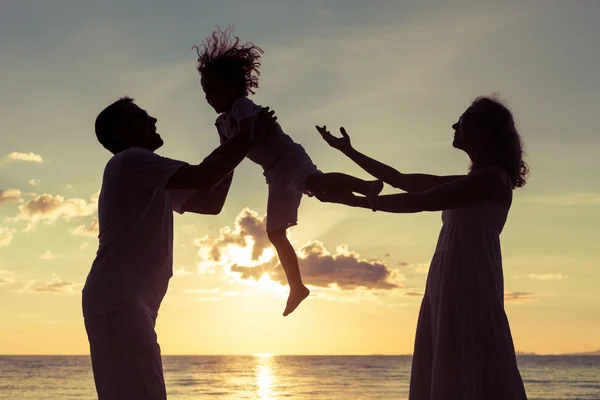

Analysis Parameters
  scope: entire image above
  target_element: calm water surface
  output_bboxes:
[1,355,598,399]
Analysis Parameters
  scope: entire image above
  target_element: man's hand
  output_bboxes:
[316,125,352,152]
[253,107,278,145]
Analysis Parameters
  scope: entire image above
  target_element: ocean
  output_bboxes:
[0,355,598,399]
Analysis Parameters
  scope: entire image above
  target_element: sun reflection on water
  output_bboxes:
[255,353,275,399]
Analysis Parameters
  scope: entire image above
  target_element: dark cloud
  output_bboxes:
[396,291,536,301]
[71,218,99,237]
[9,192,97,231]
[0,189,22,205]
[22,276,77,293]
[296,241,399,290]
[504,291,535,301]
[200,209,402,291]
[196,208,271,261]
[17,194,91,218]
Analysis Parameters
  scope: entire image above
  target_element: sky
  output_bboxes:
[0,0,599,355]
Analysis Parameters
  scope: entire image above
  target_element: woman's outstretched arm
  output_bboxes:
[316,168,509,213]
[316,125,463,192]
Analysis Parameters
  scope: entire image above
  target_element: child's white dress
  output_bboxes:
[215,96,319,233]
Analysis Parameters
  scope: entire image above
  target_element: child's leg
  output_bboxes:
[268,229,310,316]
[266,184,309,316]
[305,172,383,210]
[305,172,381,196]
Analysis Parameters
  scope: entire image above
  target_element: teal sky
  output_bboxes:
[0,1,599,355]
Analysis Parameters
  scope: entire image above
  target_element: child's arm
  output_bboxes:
[343,146,463,192]
[316,125,463,192]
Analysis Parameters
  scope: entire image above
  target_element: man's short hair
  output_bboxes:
[95,96,134,153]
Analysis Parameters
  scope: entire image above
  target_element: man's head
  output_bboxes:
[95,97,163,154]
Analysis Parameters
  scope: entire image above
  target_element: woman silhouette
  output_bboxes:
[316,96,529,400]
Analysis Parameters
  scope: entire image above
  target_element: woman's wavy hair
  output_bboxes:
[469,95,529,188]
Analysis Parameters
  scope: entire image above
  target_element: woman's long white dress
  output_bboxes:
[409,201,528,400]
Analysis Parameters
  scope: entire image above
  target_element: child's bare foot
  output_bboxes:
[283,285,310,316]
[366,180,384,211]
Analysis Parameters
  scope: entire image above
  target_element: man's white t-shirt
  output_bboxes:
[82,147,194,318]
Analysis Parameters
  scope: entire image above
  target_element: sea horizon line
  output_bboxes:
[1,351,599,357]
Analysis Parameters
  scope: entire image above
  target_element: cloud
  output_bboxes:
[90,191,100,204]
[236,241,402,290]
[28,179,40,186]
[195,208,271,262]
[196,209,402,291]
[79,242,89,250]
[20,275,77,293]
[504,291,535,301]
[70,218,99,237]
[522,273,568,281]
[38,251,60,260]
[0,269,16,286]
[6,152,44,163]
[397,291,537,303]
[523,193,600,206]
[0,226,15,246]
[401,263,430,274]
[0,189,22,205]
[174,267,192,276]
[8,192,97,231]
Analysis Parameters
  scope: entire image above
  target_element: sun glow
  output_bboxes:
[255,354,275,399]
[255,273,286,292]
[254,353,273,358]
[223,241,275,266]
[204,240,288,292]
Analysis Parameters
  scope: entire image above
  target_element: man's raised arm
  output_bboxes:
[166,107,275,191]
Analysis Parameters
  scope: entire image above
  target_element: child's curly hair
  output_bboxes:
[194,27,263,96]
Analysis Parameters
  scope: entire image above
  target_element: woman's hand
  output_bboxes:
[316,125,352,152]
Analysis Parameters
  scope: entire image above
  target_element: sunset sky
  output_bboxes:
[0,1,598,356]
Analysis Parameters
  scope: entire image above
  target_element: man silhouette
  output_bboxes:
[82,96,276,399]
